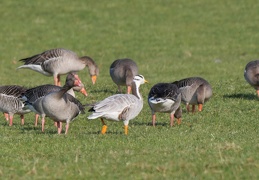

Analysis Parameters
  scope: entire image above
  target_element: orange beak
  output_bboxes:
[80,87,88,96]
[91,75,97,85]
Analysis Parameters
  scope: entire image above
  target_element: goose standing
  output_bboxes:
[110,58,138,94]
[148,83,182,127]
[172,77,212,112]
[39,73,85,134]
[0,85,31,126]
[244,60,259,96]
[88,75,147,135]
[22,77,87,131]
[17,48,99,87]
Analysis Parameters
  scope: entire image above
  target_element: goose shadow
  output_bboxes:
[223,93,258,101]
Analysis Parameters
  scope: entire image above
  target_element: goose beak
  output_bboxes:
[80,88,88,96]
[91,75,97,84]
[145,80,148,83]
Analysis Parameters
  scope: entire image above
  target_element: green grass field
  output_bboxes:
[0,0,259,179]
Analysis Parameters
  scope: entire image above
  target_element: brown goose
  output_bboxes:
[40,73,85,134]
[244,60,259,96]
[148,83,182,127]
[0,85,31,126]
[172,77,212,112]
[88,75,147,135]
[17,48,99,87]
[22,77,87,131]
[110,58,138,94]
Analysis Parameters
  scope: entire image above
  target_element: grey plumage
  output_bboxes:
[172,77,212,112]
[110,58,138,94]
[148,83,182,127]
[88,75,147,135]
[244,60,259,96]
[0,85,30,126]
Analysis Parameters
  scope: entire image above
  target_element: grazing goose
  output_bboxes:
[148,83,182,127]
[22,77,87,131]
[40,73,85,134]
[244,60,259,96]
[0,85,31,126]
[110,58,138,94]
[172,77,212,112]
[88,75,147,135]
[17,48,99,86]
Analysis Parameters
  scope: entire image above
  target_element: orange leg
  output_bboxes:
[54,75,61,86]
[9,115,13,126]
[4,113,9,121]
[198,104,203,112]
[57,121,62,134]
[124,125,128,135]
[101,118,107,134]
[177,118,182,125]
[35,114,39,126]
[257,90,259,97]
[152,114,156,127]
[41,117,45,132]
[65,123,69,134]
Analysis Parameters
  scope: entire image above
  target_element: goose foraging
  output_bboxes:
[244,60,259,96]
[17,48,99,87]
[22,76,87,131]
[148,83,182,127]
[0,85,31,126]
[39,73,85,134]
[172,77,212,112]
[88,75,147,135]
[110,58,138,94]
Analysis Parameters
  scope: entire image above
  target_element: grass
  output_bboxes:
[0,0,259,179]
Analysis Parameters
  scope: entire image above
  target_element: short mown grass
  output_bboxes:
[0,0,259,179]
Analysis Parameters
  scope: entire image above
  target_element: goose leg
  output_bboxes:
[57,121,62,134]
[192,105,196,113]
[152,113,156,127]
[186,104,190,112]
[198,104,203,111]
[65,123,69,134]
[177,118,182,125]
[4,113,9,121]
[41,117,45,132]
[9,114,13,126]
[170,113,175,127]
[101,118,107,134]
[124,125,128,135]
[20,115,24,125]
[257,90,259,97]
[35,114,39,126]
[54,75,61,86]
[127,86,132,94]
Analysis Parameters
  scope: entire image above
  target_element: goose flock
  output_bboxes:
[0,48,257,134]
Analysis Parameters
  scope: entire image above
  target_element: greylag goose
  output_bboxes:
[39,73,85,134]
[244,60,259,96]
[172,77,212,112]
[110,58,138,94]
[0,85,31,126]
[22,77,87,131]
[148,83,182,127]
[17,48,99,86]
[88,75,147,135]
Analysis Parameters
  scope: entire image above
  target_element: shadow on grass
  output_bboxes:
[132,121,168,126]
[223,93,258,100]
[90,89,115,95]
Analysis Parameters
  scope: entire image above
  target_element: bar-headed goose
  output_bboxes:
[172,77,212,112]
[17,48,99,86]
[244,60,259,96]
[148,83,182,127]
[88,75,147,135]
[110,58,138,94]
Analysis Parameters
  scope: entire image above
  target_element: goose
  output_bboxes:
[244,60,259,96]
[172,77,212,112]
[0,85,31,126]
[148,83,182,127]
[110,58,138,94]
[88,75,147,135]
[39,73,85,134]
[22,77,87,131]
[17,48,99,87]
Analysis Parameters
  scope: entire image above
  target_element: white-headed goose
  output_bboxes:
[110,58,138,94]
[17,48,99,86]
[88,75,147,135]
[148,83,182,127]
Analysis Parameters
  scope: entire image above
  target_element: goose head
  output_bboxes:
[133,75,148,86]
[80,56,99,85]
[65,73,83,89]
